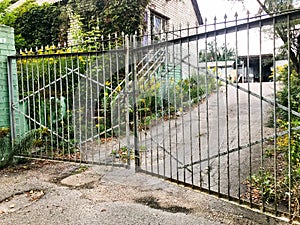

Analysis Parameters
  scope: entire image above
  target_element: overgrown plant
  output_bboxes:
[0,127,37,169]
[135,71,216,130]
[248,64,300,216]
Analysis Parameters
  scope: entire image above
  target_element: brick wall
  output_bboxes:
[0,25,16,128]
[148,0,199,30]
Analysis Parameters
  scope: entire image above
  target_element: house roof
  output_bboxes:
[190,0,203,25]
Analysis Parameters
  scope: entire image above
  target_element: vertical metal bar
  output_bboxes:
[115,33,121,165]
[141,35,148,171]
[259,13,265,212]
[36,50,42,158]
[246,11,252,207]
[166,28,172,179]
[102,36,108,164]
[161,44,166,178]
[77,54,82,163]
[54,55,59,154]
[71,54,77,162]
[96,51,101,164]
[89,50,94,164]
[125,35,130,167]
[214,16,220,196]
[8,57,16,142]
[204,19,211,192]
[235,12,240,200]
[47,55,53,158]
[224,14,230,199]
[132,34,140,169]
[287,14,292,219]
[65,54,70,160]
[196,24,202,189]
[41,52,48,156]
[84,53,89,162]
[173,25,179,182]
[31,56,37,144]
[149,42,154,174]
[158,42,165,177]
[109,34,113,158]
[187,23,194,186]
[26,57,32,157]
[179,24,186,184]
[19,56,26,154]
[59,54,64,156]
[272,15,278,216]
[154,39,159,175]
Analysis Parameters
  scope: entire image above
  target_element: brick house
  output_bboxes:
[145,0,203,36]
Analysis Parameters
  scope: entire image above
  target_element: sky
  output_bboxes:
[196,0,275,55]
[197,0,261,22]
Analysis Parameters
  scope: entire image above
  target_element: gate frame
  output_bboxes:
[6,9,300,223]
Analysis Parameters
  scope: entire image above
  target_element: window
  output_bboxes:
[150,10,169,40]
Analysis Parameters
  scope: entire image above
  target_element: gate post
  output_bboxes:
[0,25,16,133]
[132,34,140,169]
[125,35,131,167]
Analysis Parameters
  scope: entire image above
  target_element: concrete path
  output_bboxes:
[138,82,275,198]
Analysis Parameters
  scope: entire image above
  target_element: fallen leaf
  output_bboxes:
[9,204,15,208]
[0,210,5,214]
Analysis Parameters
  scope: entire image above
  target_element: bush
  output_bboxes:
[0,127,36,169]
[248,64,300,215]
[0,127,12,169]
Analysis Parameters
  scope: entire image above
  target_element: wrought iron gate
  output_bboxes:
[8,9,300,222]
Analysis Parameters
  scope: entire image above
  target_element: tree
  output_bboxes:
[199,41,235,62]
[14,3,66,49]
[99,0,149,36]
[0,0,68,50]
[0,0,151,50]
[65,0,106,32]
[66,0,150,38]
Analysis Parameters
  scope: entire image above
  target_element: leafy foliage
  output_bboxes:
[0,0,68,50]
[247,64,300,216]
[0,0,151,51]
[99,0,149,36]
[199,41,235,62]
[0,127,37,169]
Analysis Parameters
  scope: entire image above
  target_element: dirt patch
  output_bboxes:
[135,196,192,214]
[49,165,89,185]
[60,170,102,189]
[0,189,45,215]
[0,159,57,176]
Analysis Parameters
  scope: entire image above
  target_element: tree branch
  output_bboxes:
[255,0,270,14]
